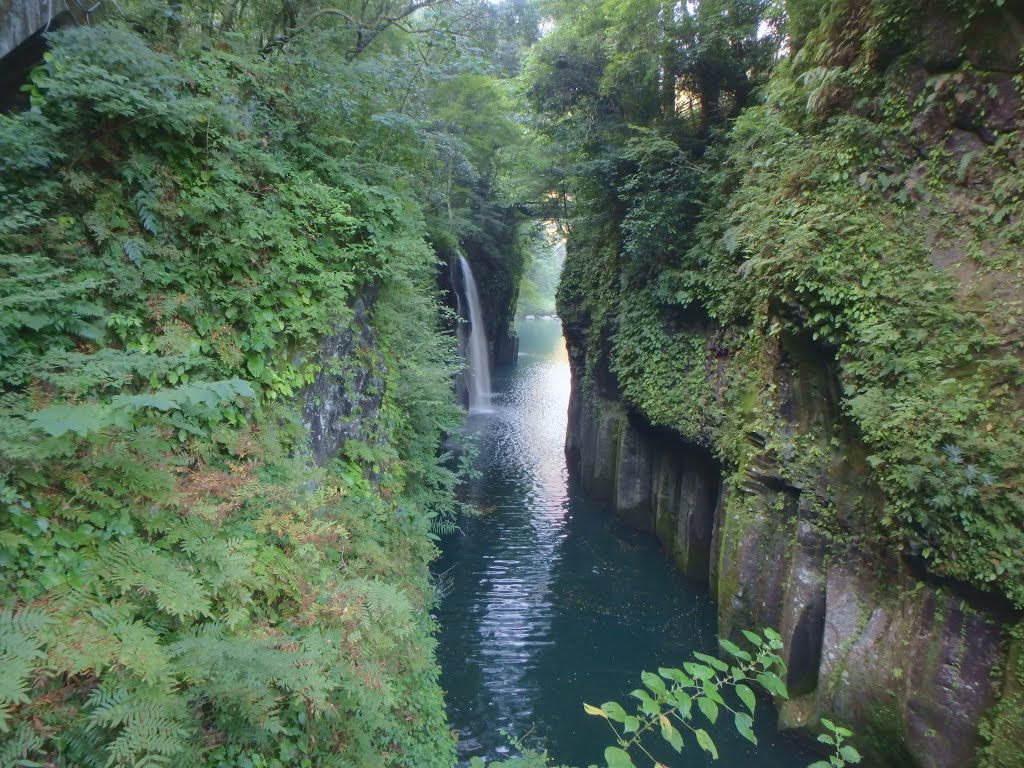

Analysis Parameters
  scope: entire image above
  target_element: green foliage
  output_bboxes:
[545,0,1024,609]
[481,628,862,768]
[683,53,1024,602]
[28,380,256,437]
[584,628,789,766]
[0,15,491,766]
[611,289,716,441]
[617,131,703,263]
[0,609,48,732]
[809,719,863,768]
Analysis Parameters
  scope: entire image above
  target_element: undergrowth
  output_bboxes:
[0,23,464,768]
[551,0,1024,609]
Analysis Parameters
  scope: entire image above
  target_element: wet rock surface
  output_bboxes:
[562,322,1019,767]
[303,298,385,466]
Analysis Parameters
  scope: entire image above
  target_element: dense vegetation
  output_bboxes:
[534,0,1023,761]
[2,0,1022,765]
[536,0,1024,609]
[0,1,539,764]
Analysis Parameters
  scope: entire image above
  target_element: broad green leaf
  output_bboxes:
[719,638,752,662]
[695,728,719,759]
[246,354,266,377]
[604,746,636,768]
[808,762,832,768]
[642,670,667,696]
[21,313,50,331]
[29,404,113,437]
[736,685,756,716]
[601,701,628,723]
[741,630,762,646]
[683,662,715,681]
[670,690,692,719]
[734,711,756,745]
[840,745,862,763]
[694,652,728,672]
[697,696,719,724]
[624,715,640,733]
[630,688,660,716]
[703,683,725,705]
[756,671,789,699]
[659,667,691,685]
[658,715,684,752]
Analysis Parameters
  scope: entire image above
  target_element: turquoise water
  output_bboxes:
[435,318,815,767]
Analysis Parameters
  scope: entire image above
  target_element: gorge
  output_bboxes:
[0,1,1022,767]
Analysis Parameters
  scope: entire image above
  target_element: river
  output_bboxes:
[435,317,816,768]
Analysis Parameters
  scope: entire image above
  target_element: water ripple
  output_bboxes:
[435,319,815,768]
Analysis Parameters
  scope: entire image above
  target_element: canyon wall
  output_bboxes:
[554,2,1024,764]
[563,324,1021,767]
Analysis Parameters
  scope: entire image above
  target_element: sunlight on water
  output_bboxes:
[435,318,815,768]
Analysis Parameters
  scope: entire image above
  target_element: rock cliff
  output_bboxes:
[564,322,1020,767]
[556,2,1024,763]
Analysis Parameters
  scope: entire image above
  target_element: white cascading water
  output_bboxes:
[458,255,492,412]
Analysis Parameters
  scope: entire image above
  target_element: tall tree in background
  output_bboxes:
[524,0,785,244]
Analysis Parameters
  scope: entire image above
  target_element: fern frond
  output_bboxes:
[100,539,212,620]
[0,722,44,764]
[0,608,49,732]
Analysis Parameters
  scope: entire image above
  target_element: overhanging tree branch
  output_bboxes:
[261,0,454,58]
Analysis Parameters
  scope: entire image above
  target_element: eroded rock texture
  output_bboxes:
[563,322,1019,767]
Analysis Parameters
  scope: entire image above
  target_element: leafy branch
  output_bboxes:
[585,628,789,767]
[261,0,454,58]
[584,628,861,768]
[810,719,862,768]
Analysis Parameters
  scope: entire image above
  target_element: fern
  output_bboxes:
[101,539,212,621]
[349,577,415,638]
[0,722,44,765]
[105,714,189,767]
[0,20,465,768]
[86,684,192,768]
[27,379,256,438]
[0,609,48,732]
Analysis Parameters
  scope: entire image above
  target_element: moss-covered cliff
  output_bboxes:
[549,1,1024,765]
[0,16,511,765]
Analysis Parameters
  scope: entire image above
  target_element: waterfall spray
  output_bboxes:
[458,255,493,412]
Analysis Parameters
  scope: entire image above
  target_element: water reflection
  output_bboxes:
[441,320,570,744]
[435,319,814,768]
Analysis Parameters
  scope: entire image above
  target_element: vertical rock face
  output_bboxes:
[614,420,655,531]
[563,324,1020,768]
[567,387,723,583]
[493,329,519,366]
[302,298,385,466]
[0,0,91,112]
[778,520,827,698]
[652,440,719,583]
[804,558,1006,768]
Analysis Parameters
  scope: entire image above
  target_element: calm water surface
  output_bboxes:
[435,318,815,767]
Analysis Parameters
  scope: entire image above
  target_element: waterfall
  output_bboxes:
[458,255,492,413]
